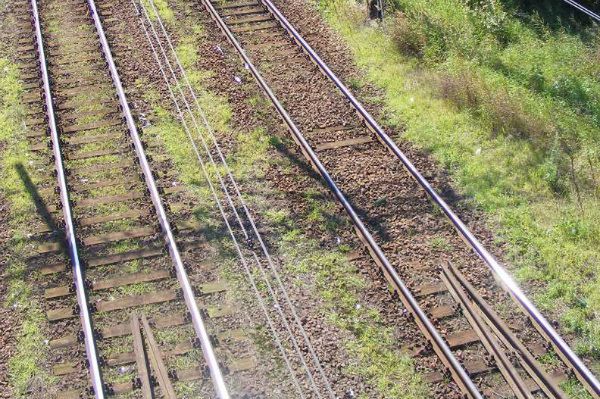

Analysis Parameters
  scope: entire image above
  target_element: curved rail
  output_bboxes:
[198,0,483,397]
[86,0,230,397]
[30,0,105,397]
[257,0,600,395]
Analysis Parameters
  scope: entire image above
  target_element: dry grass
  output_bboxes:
[390,12,426,57]
[435,70,549,140]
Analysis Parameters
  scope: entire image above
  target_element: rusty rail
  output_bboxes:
[255,0,600,395]
[196,0,483,397]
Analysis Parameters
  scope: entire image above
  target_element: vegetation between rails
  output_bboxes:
[140,0,428,395]
[314,0,600,385]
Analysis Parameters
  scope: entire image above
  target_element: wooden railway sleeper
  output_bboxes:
[255,0,600,394]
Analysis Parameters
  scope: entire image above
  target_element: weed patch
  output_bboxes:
[315,0,600,381]
[0,58,54,396]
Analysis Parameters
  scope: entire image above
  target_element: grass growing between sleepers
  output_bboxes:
[314,0,600,394]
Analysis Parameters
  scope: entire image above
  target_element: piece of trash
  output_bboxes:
[215,45,224,55]
[234,76,242,84]
[355,303,361,310]
[335,236,341,245]
[475,147,481,156]
[139,114,151,128]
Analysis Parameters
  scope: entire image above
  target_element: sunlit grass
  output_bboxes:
[315,0,600,381]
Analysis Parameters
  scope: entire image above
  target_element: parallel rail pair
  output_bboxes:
[562,0,600,23]
[27,0,600,396]
[194,0,600,397]
[28,0,228,397]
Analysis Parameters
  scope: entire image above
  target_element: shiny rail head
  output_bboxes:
[29,0,106,397]
[85,0,230,396]
[195,1,484,397]
[253,0,600,394]
[562,0,600,22]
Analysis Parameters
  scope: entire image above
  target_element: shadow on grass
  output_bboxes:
[15,162,67,257]
[500,0,599,33]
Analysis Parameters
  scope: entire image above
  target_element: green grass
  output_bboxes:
[315,0,600,386]
[278,229,428,398]
[0,57,54,396]
[135,0,429,393]
[142,0,175,23]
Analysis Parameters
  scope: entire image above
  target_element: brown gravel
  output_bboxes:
[0,0,588,396]
[182,0,585,396]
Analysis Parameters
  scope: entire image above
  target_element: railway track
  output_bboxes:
[5,0,600,396]
[131,0,600,397]
[8,0,276,396]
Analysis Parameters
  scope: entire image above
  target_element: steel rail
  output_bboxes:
[256,0,600,395]
[562,0,600,22]
[140,0,335,395]
[198,1,482,397]
[85,1,229,397]
[441,266,533,399]
[30,0,105,397]
[446,264,568,399]
[130,2,309,396]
